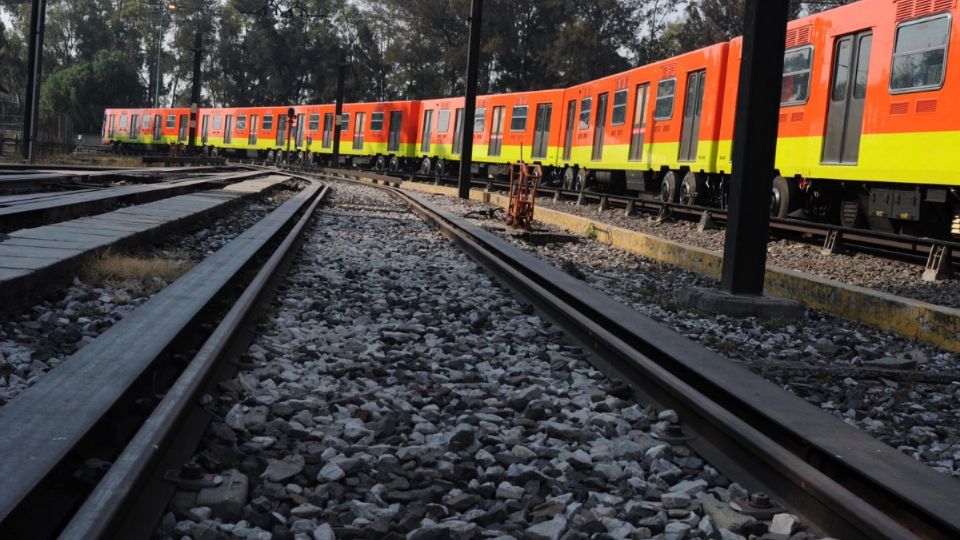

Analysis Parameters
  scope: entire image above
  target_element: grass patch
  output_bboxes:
[83,250,193,295]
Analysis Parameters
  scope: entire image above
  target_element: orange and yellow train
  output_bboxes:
[104,0,960,237]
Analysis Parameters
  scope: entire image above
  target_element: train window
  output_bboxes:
[578,98,592,130]
[611,89,628,126]
[262,115,273,131]
[654,79,676,120]
[781,46,813,105]
[322,113,333,148]
[891,15,950,92]
[119,115,127,128]
[371,111,384,131]
[438,109,451,132]
[510,106,528,131]
[166,115,176,128]
[213,115,222,130]
[142,116,150,129]
[340,113,349,131]
[309,114,319,131]
[473,108,486,131]
[831,38,853,101]
[237,115,247,131]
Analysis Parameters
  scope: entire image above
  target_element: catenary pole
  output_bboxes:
[332,49,346,167]
[187,32,203,153]
[719,0,790,295]
[457,0,483,199]
[21,0,46,162]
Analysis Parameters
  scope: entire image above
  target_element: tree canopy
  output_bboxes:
[0,0,856,131]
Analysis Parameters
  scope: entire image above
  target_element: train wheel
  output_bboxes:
[770,176,800,218]
[575,168,589,192]
[435,158,446,178]
[374,155,385,171]
[660,171,679,203]
[562,167,576,190]
[389,156,400,172]
[679,172,705,206]
[419,157,432,175]
[839,193,865,228]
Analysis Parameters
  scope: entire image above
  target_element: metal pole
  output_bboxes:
[457,0,482,199]
[21,0,46,163]
[187,32,203,153]
[332,48,345,167]
[719,0,790,295]
[155,6,164,108]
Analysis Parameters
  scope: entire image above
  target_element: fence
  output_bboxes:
[0,100,76,158]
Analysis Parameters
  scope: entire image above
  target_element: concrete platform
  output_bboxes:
[677,286,804,319]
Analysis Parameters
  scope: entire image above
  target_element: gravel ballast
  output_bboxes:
[422,191,960,482]
[157,180,826,540]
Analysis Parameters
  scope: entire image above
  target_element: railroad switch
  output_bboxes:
[506,162,543,230]
[922,244,953,282]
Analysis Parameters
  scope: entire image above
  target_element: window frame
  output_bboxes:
[370,111,384,132]
[213,115,222,130]
[654,78,677,121]
[889,13,952,94]
[473,107,486,131]
[781,44,814,106]
[437,109,451,132]
[236,115,247,132]
[510,105,528,132]
[611,89,629,126]
[166,114,176,129]
[262,115,274,132]
[578,97,592,130]
[142,116,151,129]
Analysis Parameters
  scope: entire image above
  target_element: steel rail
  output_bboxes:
[0,174,324,538]
[318,172,958,540]
[58,180,329,539]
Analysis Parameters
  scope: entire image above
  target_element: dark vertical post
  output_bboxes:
[719,0,790,295]
[457,0,483,199]
[22,0,47,162]
[187,32,203,153]
[332,49,346,167]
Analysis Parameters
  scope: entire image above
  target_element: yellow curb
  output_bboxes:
[400,181,960,352]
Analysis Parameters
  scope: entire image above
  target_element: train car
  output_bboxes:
[557,43,729,199]
[717,0,960,236]
[415,89,566,178]
[200,105,297,158]
[103,107,190,149]
[301,100,421,169]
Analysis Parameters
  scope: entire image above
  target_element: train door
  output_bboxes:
[276,115,286,147]
[421,110,433,153]
[296,113,305,148]
[323,113,333,148]
[248,114,259,145]
[130,115,139,139]
[201,115,209,144]
[452,108,464,155]
[592,93,608,161]
[178,114,188,142]
[224,115,233,144]
[532,103,552,159]
[629,83,650,162]
[823,31,872,164]
[153,115,162,140]
[679,70,706,162]
[563,100,576,161]
[489,106,504,156]
[353,112,365,150]
[388,111,402,152]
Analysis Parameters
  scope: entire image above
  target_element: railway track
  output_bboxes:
[1,167,954,538]
[0,173,327,538]
[299,163,958,279]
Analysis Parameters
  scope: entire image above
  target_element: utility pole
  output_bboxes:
[457,0,482,199]
[719,0,790,295]
[21,0,47,163]
[331,49,346,168]
[187,32,203,153]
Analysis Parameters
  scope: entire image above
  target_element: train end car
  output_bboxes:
[103,107,191,151]
[416,89,566,179]
[719,0,960,236]
[558,43,730,199]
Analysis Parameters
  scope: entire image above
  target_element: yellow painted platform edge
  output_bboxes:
[400,181,960,353]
